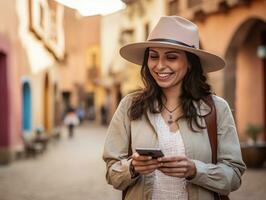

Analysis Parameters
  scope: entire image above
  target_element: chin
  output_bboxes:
[156,82,173,89]
[156,80,180,90]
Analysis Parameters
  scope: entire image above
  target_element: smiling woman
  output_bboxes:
[55,0,125,16]
[103,16,246,200]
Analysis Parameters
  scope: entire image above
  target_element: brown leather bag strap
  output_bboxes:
[204,95,230,200]
[204,95,218,163]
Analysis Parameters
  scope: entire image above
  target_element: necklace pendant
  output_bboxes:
[167,119,174,124]
[168,114,174,124]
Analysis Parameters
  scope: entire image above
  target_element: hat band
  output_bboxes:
[148,38,196,49]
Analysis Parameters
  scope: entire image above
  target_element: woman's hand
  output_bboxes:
[131,153,161,175]
[158,155,196,179]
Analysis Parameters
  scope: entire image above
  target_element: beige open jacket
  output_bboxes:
[103,93,246,200]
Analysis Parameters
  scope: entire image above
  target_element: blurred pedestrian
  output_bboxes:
[103,16,246,200]
[100,104,108,125]
[76,105,85,124]
[64,107,79,138]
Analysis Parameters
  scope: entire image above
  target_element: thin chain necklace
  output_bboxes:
[163,104,180,125]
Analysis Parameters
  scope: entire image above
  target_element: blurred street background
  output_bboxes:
[0,0,266,199]
[0,125,265,200]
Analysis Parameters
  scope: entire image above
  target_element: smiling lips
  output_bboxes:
[155,72,174,80]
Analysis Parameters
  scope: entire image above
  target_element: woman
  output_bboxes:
[103,16,245,200]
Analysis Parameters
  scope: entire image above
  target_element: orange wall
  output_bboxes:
[235,30,264,139]
[196,1,266,96]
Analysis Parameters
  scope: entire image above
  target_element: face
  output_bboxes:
[147,47,189,90]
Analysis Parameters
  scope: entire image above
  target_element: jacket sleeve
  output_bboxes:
[102,94,139,190]
[189,97,246,195]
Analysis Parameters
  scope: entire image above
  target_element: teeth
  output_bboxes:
[157,73,170,77]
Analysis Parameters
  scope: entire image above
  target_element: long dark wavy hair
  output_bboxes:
[128,48,212,131]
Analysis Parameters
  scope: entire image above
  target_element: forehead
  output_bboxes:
[149,47,185,53]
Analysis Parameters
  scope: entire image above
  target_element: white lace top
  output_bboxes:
[152,114,188,200]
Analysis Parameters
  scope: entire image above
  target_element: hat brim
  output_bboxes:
[120,41,225,73]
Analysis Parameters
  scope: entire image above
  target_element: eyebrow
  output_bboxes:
[149,49,181,54]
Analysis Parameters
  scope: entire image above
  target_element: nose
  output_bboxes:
[156,57,166,70]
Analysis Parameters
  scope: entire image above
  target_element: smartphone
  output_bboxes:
[135,148,164,158]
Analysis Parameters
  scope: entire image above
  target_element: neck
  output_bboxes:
[162,84,182,108]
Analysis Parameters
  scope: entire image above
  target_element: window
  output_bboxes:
[39,4,44,29]
[168,0,179,15]
[119,29,134,45]
[188,0,202,8]
[92,53,96,68]
[144,22,150,40]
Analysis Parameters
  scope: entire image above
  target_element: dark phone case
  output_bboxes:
[135,148,164,158]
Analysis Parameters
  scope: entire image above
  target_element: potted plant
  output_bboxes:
[245,124,263,144]
[241,123,266,168]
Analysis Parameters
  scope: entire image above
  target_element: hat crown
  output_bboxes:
[147,16,199,49]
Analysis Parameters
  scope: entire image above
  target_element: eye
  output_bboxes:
[166,54,178,60]
[149,53,159,59]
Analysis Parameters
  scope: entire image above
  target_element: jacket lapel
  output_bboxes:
[178,99,211,159]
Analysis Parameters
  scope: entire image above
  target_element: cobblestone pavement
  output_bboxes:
[230,166,266,200]
[0,124,265,200]
[0,124,120,200]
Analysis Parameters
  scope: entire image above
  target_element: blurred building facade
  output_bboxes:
[60,8,104,123]
[101,0,166,117]
[0,0,65,164]
[103,0,266,140]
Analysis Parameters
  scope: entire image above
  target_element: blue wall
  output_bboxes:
[22,82,32,132]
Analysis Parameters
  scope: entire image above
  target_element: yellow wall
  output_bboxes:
[86,45,105,122]
[59,9,101,108]
[101,0,165,97]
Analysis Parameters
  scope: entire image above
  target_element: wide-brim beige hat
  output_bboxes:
[120,16,226,73]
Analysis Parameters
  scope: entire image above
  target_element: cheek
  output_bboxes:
[181,66,189,76]
[173,64,188,80]
[147,60,155,69]
[178,61,189,74]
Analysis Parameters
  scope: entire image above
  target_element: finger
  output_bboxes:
[161,160,188,168]
[163,172,186,178]
[133,154,152,161]
[133,159,160,166]
[132,152,150,160]
[158,155,187,162]
[139,169,156,175]
[159,167,187,173]
[135,164,160,172]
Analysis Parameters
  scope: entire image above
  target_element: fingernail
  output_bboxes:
[158,158,162,161]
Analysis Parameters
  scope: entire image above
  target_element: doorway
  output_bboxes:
[22,81,32,132]
[225,18,266,139]
[0,52,9,147]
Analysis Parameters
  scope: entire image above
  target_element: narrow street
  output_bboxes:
[0,124,120,200]
[0,124,265,200]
